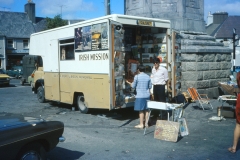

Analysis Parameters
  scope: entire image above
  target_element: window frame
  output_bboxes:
[59,38,75,61]
[7,39,14,48]
[23,39,29,49]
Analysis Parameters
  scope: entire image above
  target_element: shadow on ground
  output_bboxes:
[47,147,84,160]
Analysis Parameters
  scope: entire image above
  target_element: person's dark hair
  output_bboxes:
[153,58,160,64]
[237,72,240,88]
[137,65,145,72]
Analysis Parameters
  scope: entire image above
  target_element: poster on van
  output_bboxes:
[75,26,91,51]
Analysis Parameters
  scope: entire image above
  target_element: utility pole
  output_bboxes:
[59,5,66,18]
[105,0,110,15]
[233,28,239,72]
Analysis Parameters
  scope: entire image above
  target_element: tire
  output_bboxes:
[17,143,46,160]
[77,96,88,113]
[49,101,58,106]
[20,80,24,86]
[37,86,45,103]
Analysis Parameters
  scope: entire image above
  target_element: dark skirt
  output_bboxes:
[134,97,150,111]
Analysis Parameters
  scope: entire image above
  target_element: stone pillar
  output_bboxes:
[125,0,205,32]
[177,33,232,98]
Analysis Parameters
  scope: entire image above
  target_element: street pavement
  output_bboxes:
[0,80,239,159]
[46,98,239,159]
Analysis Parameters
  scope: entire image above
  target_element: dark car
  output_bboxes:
[6,66,23,79]
[0,114,65,160]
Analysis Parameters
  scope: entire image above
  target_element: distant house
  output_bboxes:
[0,1,84,70]
[206,12,240,70]
[0,1,46,70]
[206,12,240,48]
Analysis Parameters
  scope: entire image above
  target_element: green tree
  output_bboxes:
[46,15,67,30]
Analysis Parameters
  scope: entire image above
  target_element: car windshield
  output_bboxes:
[12,66,22,70]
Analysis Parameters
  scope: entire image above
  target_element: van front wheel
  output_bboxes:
[77,96,88,113]
[37,86,45,103]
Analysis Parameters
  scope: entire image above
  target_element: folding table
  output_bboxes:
[218,95,237,120]
[143,101,183,135]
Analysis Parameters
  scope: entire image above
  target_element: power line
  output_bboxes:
[0,6,11,11]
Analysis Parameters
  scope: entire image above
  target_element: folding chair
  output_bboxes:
[187,87,213,110]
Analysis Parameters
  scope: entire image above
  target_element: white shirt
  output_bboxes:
[151,66,169,85]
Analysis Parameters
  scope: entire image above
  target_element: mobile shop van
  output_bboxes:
[30,14,175,113]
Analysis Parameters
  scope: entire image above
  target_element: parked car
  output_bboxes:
[0,114,65,160]
[0,68,10,86]
[6,65,23,79]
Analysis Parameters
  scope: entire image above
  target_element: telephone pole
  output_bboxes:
[105,0,110,15]
[59,4,66,18]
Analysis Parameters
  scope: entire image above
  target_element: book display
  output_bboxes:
[137,27,167,75]
[112,25,168,107]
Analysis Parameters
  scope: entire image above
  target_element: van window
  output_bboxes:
[60,38,75,60]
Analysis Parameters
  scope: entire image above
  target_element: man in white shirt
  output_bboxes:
[151,58,169,102]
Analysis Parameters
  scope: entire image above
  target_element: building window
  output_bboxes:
[7,39,14,48]
[23,40,29,49]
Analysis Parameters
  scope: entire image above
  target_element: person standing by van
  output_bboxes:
[151,58,169,102]
[126,65,152,129]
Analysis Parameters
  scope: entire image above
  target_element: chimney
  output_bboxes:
[212,12,228,24]
[24,0,36,23]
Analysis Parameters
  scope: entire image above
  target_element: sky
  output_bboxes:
[0,0,240,22]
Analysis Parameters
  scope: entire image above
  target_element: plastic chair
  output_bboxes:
[187,87,213,110]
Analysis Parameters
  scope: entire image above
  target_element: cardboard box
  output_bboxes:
[218,106,235,118]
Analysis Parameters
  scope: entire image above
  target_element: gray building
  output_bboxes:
[0,1,46,70]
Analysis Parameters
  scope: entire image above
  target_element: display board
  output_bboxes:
[154,120,179,142]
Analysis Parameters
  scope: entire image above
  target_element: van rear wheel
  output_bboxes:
[77,96,88,113]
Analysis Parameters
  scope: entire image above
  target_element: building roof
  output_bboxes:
[0,11,47,38]
[34,19,47,32]
[206,23,221,36]
[0,11,35,38]
[208,16,240,39]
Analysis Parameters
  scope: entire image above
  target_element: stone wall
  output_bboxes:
[177,33,232,98]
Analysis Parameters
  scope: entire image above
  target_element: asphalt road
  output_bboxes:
[0,79,239,160]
